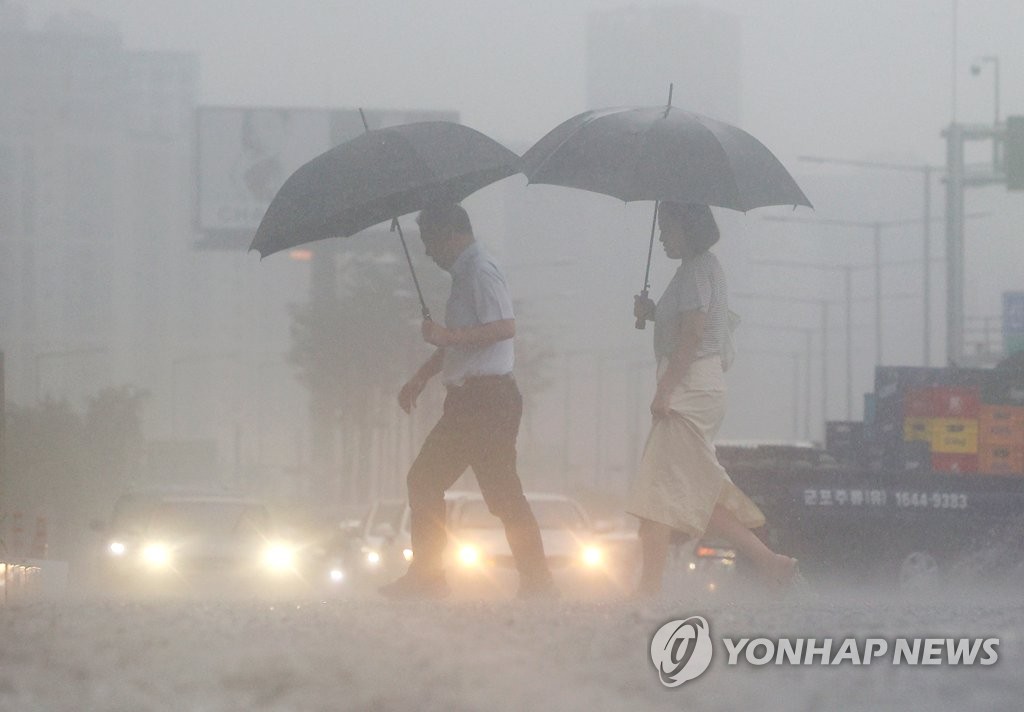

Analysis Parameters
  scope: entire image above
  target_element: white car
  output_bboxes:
[369,492,633,597]
[356,489,634,594]
[93,491,306,597]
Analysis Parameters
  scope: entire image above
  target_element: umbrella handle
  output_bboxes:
[636,201,659,329]
[635,288,649,330]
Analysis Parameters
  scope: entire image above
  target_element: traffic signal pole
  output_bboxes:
[941,121,1010,367]
[944,122,966,367]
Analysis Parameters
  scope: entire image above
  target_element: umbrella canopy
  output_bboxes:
[250,121,519,258]
[520,106,812,211]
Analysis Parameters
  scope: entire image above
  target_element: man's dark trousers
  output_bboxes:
[406,375,551,584]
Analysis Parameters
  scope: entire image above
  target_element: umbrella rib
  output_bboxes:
[688,115,742,208]
[524,111,601,183]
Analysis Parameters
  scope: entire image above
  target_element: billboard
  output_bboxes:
[1003,291,1024,356]
[195,106,459,241]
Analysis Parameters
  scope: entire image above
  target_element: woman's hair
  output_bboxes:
[416,202,473,236]
[660,201,720,252]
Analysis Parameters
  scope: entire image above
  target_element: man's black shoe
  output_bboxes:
[378,569,451,600]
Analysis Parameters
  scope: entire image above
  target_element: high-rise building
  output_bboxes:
[586,4,741,122]
[0,8,197,419]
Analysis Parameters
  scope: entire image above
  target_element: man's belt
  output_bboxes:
[446,373,515,389]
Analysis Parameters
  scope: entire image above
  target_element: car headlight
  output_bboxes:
[402,548,414,562]
[263,544,295,571]
[364,550,382,566]
[142,543,171,568]
[329,568,345,583]
[108,541,127,557]
[458,545,480,567]
[581,545,603,567]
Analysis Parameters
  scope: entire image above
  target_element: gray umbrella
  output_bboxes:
[520,103,811,211]
[251,118,519,317]
[521,89,812,326]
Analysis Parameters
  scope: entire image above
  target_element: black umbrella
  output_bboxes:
[521,86,812,326]
[251,115,519,318]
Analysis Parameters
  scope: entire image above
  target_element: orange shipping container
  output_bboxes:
[979,445,1024,475]
[978,405,1024,446]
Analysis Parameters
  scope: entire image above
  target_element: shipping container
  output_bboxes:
[825,421,864,464]
[903,417,935,442]
[930,386,981,418]
[931,453,979,473]
[930,418,980,454]
[983,368,1024,406]
[979,444,1024,475]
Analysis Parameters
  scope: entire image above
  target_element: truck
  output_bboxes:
[715,355,1024,588]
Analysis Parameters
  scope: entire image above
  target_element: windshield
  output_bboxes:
[146,502,271,539]
[456,499,586,531]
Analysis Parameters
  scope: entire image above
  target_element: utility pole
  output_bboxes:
[744,349,802,439]
[734,293,836,437]
[763,213,984,368]
[746,325,815,438]
[753,261,862,419]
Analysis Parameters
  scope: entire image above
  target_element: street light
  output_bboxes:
[734,293,836,434]
[799,155,943,364]
[762,213,985,367]
[745,324,815,438]
[743,349,803,440]
[970,55,1001,168]
[752,261,860,419]
[753,258,927,418]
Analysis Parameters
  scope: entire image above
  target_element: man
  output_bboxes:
[379,203,557,600]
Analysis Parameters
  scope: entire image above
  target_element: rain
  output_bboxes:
[2,1,1024,710]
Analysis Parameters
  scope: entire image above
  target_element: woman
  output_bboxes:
[627,201,798,596]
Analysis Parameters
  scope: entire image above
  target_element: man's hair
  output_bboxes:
[660,201,720,252]
[416,203,473,237]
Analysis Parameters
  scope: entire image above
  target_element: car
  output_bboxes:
[669,536,740,594]
[91,490,307,597]
[446,492,632,596]
[360,492,635,597]
[352,498,413,587]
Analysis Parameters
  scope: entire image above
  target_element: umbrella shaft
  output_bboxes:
[392,218,431,320]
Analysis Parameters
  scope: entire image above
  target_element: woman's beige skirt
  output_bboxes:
[626,356,765,538]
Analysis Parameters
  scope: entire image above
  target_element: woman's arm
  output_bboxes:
[651,309,706,416]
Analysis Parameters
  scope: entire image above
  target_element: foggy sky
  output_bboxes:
[20,0,1024,165]
[11,0,1024,446]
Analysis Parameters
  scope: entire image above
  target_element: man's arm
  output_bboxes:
[421,318,515,348]
[398,347,445,413]
[650,309,705,416]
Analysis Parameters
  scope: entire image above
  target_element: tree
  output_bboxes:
[289,241,554,506]
[1,386,147,567]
